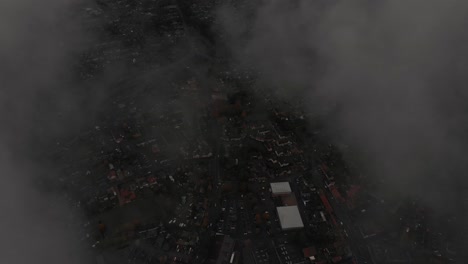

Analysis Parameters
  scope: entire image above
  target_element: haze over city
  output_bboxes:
[1,0,467,263]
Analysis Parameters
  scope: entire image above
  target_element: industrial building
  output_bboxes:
[270,182,292,195]
[277,205,304,230]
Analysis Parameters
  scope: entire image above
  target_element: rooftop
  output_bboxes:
[270,182,292,195]
[276,206,304,230]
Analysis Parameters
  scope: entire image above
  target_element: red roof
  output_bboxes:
[302,246,317,257]
[120,189,136,203]
[319,191,333,213]
[332,256,342,263]
[321,163,329,172]
[108,170,117,180]
[147,176,157,183]
[331,215,338,227]
[152,145,160,153]
[330,185,345,203]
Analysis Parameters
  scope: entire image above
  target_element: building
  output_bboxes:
[270,182,292,196]
[277,206,304,231]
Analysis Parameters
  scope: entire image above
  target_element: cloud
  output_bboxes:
[0,0,223,262]
[219,0,468,205]
[217,0,468,254]
[0,0,95,263]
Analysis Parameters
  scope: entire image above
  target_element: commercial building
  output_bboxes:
[277,205,304,231]
[270,182,292,195]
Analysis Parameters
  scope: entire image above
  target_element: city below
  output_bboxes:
[6,0,465,264]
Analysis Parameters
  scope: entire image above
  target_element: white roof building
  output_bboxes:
[270,182,292,195]
[276,206,304,230]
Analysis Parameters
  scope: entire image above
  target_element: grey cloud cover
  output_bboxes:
[217,0,468,254]
[219,0,468,208]
[1,0,94,263]
[2,0,468,262]
[0,0,216,262]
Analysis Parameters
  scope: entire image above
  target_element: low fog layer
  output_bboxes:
[0,0,99,263]
[315,0,468,210]
[3,0,468,262]
[217,0,468,255]
[219,0,468,210]
[0,0,216,262]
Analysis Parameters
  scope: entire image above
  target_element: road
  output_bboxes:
[206,117,224,229]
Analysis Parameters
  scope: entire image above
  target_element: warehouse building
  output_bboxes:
[270,182,292,196]
[276,205,304,231]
